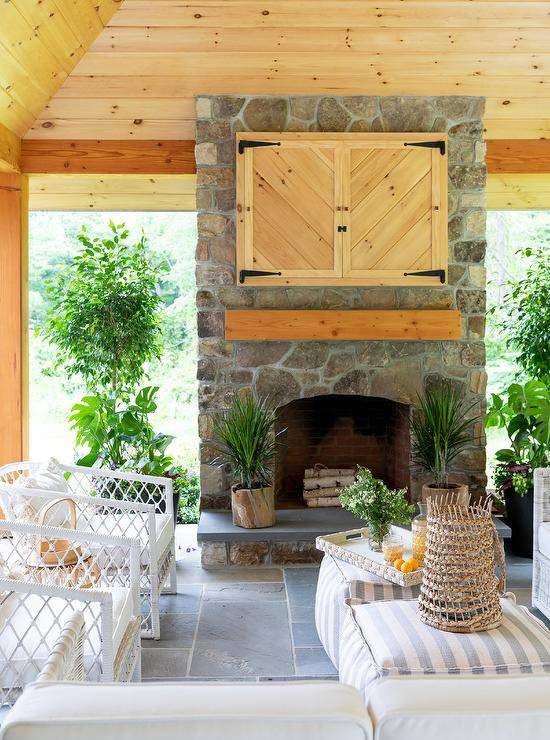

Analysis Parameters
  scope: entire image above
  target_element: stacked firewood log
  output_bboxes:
[302,465,356,507]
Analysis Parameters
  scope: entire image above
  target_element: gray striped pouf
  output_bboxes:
[339,595,550,704]
[314,554,420,669]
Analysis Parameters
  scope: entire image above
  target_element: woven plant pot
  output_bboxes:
[418,496,505,633]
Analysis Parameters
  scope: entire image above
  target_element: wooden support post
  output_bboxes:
[0,173,25,464]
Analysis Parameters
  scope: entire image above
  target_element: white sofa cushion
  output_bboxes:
[315,554,419,669]
[368,675,550,740]
[340,595,550,703]
[1,681,372,740]
[538,522,550,559]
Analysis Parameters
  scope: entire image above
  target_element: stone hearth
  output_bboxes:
[195,94,487,565]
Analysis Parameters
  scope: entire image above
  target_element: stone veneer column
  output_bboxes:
[195,95,487,522]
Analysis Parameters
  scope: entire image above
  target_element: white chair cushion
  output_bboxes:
[0,587,133,688]
[1,681,372,740]
[0,460,67,525]
[339,595,550,703]
[538,522,550,559]
[368,675,550,740]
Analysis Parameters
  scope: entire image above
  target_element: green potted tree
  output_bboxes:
[486,379,549,557]
[339,467,414,551]
[411,384,480,504]
[210,394,284,529]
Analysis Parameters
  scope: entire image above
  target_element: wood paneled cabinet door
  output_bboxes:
[236,133,447,286]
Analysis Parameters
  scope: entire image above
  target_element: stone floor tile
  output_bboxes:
[290,605,316,623]
[284,567,321,584]
[259,675,338,682]
[190,599,294,678]
[292,621,322,647]
[295,648,338,676]
[203,582,286,602]
[177,564,284,585]
[146,614,198,649]
[286,580,317,609]
[159,587,203,613]
[142,648,190,679]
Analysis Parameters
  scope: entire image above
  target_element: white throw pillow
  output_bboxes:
[11,458,68,523]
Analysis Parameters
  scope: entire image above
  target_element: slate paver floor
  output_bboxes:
[142,526,542,680]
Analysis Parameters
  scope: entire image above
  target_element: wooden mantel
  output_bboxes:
[225,310,461,341]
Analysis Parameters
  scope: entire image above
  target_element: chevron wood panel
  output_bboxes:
[343,139,447,283]
[240,140,341,280]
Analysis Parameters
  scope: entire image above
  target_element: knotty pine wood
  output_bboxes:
[21,140,196,174]
[0,174,23,464]
[0,0,121,137]
[487,174,550,209]
[28,174,196,211]
[225,310,462,342]
[487,140,550,173]
[237,132,448,286]
[0,123,21,173]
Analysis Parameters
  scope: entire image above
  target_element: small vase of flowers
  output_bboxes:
[339,467,414,551]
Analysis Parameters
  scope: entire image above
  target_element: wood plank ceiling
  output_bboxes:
[0,0,122,137]
[21,0,550,143]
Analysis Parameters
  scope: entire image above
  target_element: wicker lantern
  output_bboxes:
[418,495,505,633]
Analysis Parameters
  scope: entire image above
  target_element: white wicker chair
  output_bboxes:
[0,519,141,707]
[0,461,177,639]
[34,610,86,684]
[533,467,550,620]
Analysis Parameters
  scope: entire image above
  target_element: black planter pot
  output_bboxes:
[504,486,534,558]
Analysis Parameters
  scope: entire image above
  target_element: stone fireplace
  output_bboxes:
[274,395,411,507]
[195,94,487,566]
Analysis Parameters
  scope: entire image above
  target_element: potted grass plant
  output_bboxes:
[210,394,284,528]
[411,384,480,504]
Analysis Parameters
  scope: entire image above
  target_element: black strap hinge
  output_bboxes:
[404,269,446,283]
[404,140,446,156]
[239,269,282,284]
[238,140,281,155]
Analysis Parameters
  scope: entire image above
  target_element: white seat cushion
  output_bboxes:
[0,586,133,688]
[538,522,550,559]
[340,595,550,703]
[368,675,550,740]
[2,681,372,740]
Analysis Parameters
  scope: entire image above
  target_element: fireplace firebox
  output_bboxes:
[273,395,411,508]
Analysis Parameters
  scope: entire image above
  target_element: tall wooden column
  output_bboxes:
[0,173,26,464]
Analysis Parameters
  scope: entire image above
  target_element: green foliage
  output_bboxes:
[171,466,200,524]
[339,467,414,548]
[410,384,479,488]
[486,378,550,493]
[491,241,550,381]
[43,221,166,395]
[70,386,174,474]
[210,395,283,490]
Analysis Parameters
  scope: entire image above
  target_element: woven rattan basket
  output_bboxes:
[417,495,505,633]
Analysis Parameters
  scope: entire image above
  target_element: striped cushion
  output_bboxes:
[340,596,550,703]
[315,554,419,669]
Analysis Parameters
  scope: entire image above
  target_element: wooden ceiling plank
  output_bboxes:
[28,173,196,195]
[0,85,34,136]
[487,174,550,209]
[0,122,21,173]
[52,0,104,46]
[53,74,550,98]
[28,191,196,211]
[109,2,550,29]
[486,98,550,119]
[484,118,550,139]
[10,0,85,75]
[0,40,56,115]
[25,119,195,139]
[487,139,550,172]
[89,26,550,54]
[36,97,196,120]
[71,51,550,78]
[21,139,196,174]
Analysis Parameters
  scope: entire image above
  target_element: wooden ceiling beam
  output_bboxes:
[0,123,21,173]
[20,139,196,175]
[486,139,550,174]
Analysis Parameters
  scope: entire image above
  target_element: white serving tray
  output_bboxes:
[316,525,423,587]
